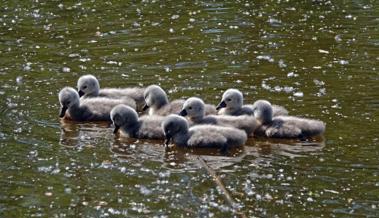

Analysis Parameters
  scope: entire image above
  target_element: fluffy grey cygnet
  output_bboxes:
[58,87,136,121]
[179,97,258,136]
[251,100,326,139]
[161,115,247,148]
[216,89,255,116]
[110,105,165,139]
[77,74,145,111]
[217,88,288,116]
[143,85,217,116]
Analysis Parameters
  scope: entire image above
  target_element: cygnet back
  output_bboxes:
[77,74,145,111]
[162,114,247,148]
[252,99,326,139]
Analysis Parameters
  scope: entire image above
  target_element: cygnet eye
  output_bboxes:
[83,86,87,89]
[227,98,231,102]
[188,107,192,110]
[67,101,71,105]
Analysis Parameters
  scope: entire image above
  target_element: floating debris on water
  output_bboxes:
[318,49,329,54]
[23,62,32,71]
[293,92,304,97]
[16,76,23,85]
[62,67,71,73]
[256,55,274,63]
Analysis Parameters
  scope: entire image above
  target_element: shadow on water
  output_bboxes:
[59,120,326,169]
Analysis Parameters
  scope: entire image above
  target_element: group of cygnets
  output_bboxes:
[58,75,326,149]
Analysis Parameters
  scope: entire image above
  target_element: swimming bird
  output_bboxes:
[110,105,165,139]
[143,85,217,116]
[179,97,258,136]
[216,88,288,116]
[162,115,247,149]
[77,74,145,111]
[251,100,326,139]
[58,87,136,122]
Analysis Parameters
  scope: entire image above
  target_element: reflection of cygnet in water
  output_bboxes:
[179,97,259,136]
[245,139,326,160]
[111,104,165,139]
[143,85,217,116]
[162,115,247,149]
[217,88,288,116]
[58,87,136,121]
[59,120,110,147]
[77,74,145,111]
[59,120,80,147]
[252,100,326,139]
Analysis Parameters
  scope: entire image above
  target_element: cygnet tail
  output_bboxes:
[272,105,289,116]
[302,120,326,137]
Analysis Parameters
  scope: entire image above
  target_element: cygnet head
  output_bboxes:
[216,89,243,111]
[58,87,80,118]
[161,115,189,146]
[179,97,205,120]
[77,74,100,97]
[110,105,139,134]
[251,100,273,125]
[143,85,169,111]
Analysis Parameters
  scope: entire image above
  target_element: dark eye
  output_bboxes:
[67,101,70,105]
[83,86,87,89]
[227,98,231,101]
[189,107,192,110]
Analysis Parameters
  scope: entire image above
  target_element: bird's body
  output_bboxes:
[111,105,165,139]
[97,87,145,110]
[144,85,216,116]
[58,87,136,122]
[149,99,186,116]
[77,74,145,111]
[252,100,325,139]
[217,106,255,116]
[162,115,247,148]
[255,115,326,138]
[217,89,288,116]
[180,97,258,136]
[271,104,289,116]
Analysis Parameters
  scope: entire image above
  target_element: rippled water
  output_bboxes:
[0,0,378,217]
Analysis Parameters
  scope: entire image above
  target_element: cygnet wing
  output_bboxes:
[155,99,185,116]
[272,104,289,116]
[187,125,227,147]
[138,115,165,139]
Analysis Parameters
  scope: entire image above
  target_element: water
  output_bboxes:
[0,0,378,216]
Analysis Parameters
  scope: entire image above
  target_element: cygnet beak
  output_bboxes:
[216,101,226,110]
[179,109,187,116]
[113,125,120,134]
[59,106,68,118]
[142,104,149,111]
[78,90,85,97]
[164,133,172,146]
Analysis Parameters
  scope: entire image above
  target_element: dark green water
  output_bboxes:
[0,0,378,217]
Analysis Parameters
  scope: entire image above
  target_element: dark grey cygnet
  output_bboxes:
[252,100,326,139]
[58,87,136,122]
[179,97,258,136]
[110,105,165,139]
[162,115,247,148]
[143,85,217,116]
[77,74,145,111]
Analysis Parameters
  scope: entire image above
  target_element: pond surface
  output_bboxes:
[0,0,378,217]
